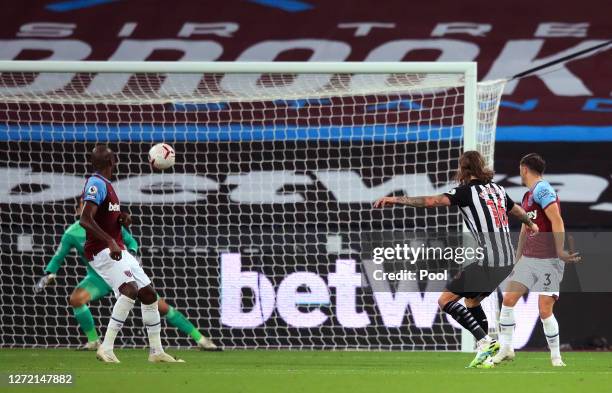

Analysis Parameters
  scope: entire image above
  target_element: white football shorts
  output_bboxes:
[509,256,564,298]
[90,248,151,296]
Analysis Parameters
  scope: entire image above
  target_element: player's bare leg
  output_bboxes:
[139,286,185,363]
[493,281,528,364]
[69,288,101,350]
[97,282,138,363]
[157,298,219,351]
[539,294,565,366]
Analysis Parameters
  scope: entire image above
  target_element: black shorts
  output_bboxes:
[445,263,513,300]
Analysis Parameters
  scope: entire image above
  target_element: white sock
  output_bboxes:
[141,301,163,355]
[478,335,494,345]
[499,304,515,350]
[102,295,135,350]
[542,315,561,359]
[475,334,495,353]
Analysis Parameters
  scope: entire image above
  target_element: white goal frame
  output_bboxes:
[0,60,487,352]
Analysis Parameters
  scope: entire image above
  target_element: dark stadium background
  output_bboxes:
[1,0,610,349]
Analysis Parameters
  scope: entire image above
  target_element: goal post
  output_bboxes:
[0,60,478,74]
[0,61,505,350]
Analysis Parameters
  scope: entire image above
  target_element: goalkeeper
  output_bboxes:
[34,201,219,352]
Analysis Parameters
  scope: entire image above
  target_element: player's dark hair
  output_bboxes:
[520,153,546,175]
[454,150,494,185]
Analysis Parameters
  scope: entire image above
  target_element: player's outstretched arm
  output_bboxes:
[373,194,451,208]
[80,201,122,261]
[44,233,73,274]
[509,204,539,233]
[34,233,74,293]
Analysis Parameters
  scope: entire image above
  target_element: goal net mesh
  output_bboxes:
[0,68,505,349]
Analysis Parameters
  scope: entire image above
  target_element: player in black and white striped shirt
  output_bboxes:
[374,150,538,368]
[445,174,516,268]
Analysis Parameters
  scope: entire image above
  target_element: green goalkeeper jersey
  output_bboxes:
[44,220,139,275]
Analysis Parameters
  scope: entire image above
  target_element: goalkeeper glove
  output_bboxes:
[34,273,56,293]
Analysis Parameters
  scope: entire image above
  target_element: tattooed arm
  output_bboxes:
[509,204,539,233]
[373,194,451,208]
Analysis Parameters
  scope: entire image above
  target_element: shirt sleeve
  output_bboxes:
[443,185,472,207]
[82,177,107,205]
[44,234,73,274]
[121,227,139,254]
[533,181,557,209]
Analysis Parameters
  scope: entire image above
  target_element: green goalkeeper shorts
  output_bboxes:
[76,271,112,302]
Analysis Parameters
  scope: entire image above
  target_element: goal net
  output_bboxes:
[0,62,506,350]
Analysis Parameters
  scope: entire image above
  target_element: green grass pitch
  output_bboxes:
[1,349,611,393]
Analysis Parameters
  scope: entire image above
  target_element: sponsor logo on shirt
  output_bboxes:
[108,203,120,212]
[478,184,502,201]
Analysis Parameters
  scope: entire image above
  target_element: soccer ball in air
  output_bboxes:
[148,143,175,170]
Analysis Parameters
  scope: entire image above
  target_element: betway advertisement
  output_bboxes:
[2,142,612,349]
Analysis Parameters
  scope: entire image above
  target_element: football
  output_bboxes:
[148,143,175,170]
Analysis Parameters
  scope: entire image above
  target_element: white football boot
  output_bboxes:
[551,357,566,367]
[96,347,120,363]
[197,336,221,351]
[79,340,101,351]
[492,346,515,364]
[148,351,185,363]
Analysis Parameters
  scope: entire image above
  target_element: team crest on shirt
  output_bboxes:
[447,189,456,195]
[527,194,534,207]
[124,270,132,277]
